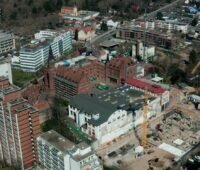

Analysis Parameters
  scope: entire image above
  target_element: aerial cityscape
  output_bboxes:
[0,0,200,169]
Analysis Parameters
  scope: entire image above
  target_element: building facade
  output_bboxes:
[68,81,169,144]
[35,30,72,58]
[45,57,138,99]
[20,40,50,72]
[0,62,13,84]
[54,66,91,100]
[0,77,41,169]
[37,130,102,170]
[132,42,155,61]
[0,30,15,54]
[116,24,177,49]
[19,30,72,72]
[133,19,189,34]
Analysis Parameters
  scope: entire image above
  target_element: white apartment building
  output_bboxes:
[68,82,169,144]
[19,30,72,72]
[0,62,12,84]
[37,130,102,170]
[0,30,15,54]
[20,40,50,72]
[133,19,189,34]
[35,30,72,58]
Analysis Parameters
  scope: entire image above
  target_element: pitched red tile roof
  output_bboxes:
[126,78,165,94]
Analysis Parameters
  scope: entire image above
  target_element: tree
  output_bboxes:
[136,55,142,62]
[48,46,54,64]
[32,6,37,15]
[157,12,163,20]
[167,64,186,84]
[43,0,53,12]
[189,49,197,64]
[74,29,79,41]
[100,21,108,31]
[56,0,63,10]
[27,0,33,6]
[191,18,198,26]
[10,11,17,20]
[48,22,54,29]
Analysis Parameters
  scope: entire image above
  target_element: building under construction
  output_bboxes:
[116,23,177,49]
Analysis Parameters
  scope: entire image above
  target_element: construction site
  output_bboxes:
[98,86,200,170]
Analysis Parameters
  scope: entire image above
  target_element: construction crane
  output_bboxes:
[191,60,200,94]
[191,60,200,74]
[142,89,148,148]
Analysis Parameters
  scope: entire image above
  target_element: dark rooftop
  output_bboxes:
[70,85,156,126]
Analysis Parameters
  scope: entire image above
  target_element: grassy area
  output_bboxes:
[12,69,36,87]
[64,119,93,143]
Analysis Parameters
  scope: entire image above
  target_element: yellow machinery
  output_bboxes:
[191,60,200,94]
[142,89,148,148]
[191,60,200,74]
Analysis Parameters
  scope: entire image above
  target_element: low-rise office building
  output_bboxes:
[20,40,50,72]
[0,30,15,54]
[35,30,72,59]
[37,130,102,170]
[18,30,72,72]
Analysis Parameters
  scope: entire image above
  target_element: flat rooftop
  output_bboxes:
[118,23,174,38]
[0,84,21,95]
[63,10,99,20]
[39,130,75,154]
[20,40,50,53]
[0,30,14,42]
[100,39,122,48]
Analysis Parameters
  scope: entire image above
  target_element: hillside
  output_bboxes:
[0,0,70,35]
[0,0,150,35]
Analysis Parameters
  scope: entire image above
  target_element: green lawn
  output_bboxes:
[12,69,37,87]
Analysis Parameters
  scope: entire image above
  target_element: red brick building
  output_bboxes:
[54,66,91,100]
[45,56,137,100]
[0,77,41,169]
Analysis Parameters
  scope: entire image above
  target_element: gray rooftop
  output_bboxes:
[20,40,50,53]
[39,130,75,154]
[39,130,92,160]
[70,85,156,126]
[0,30,14,42]
[0,84,21,95]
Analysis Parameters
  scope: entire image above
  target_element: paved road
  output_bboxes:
[139,0,185,19]
[86,28,117,47]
